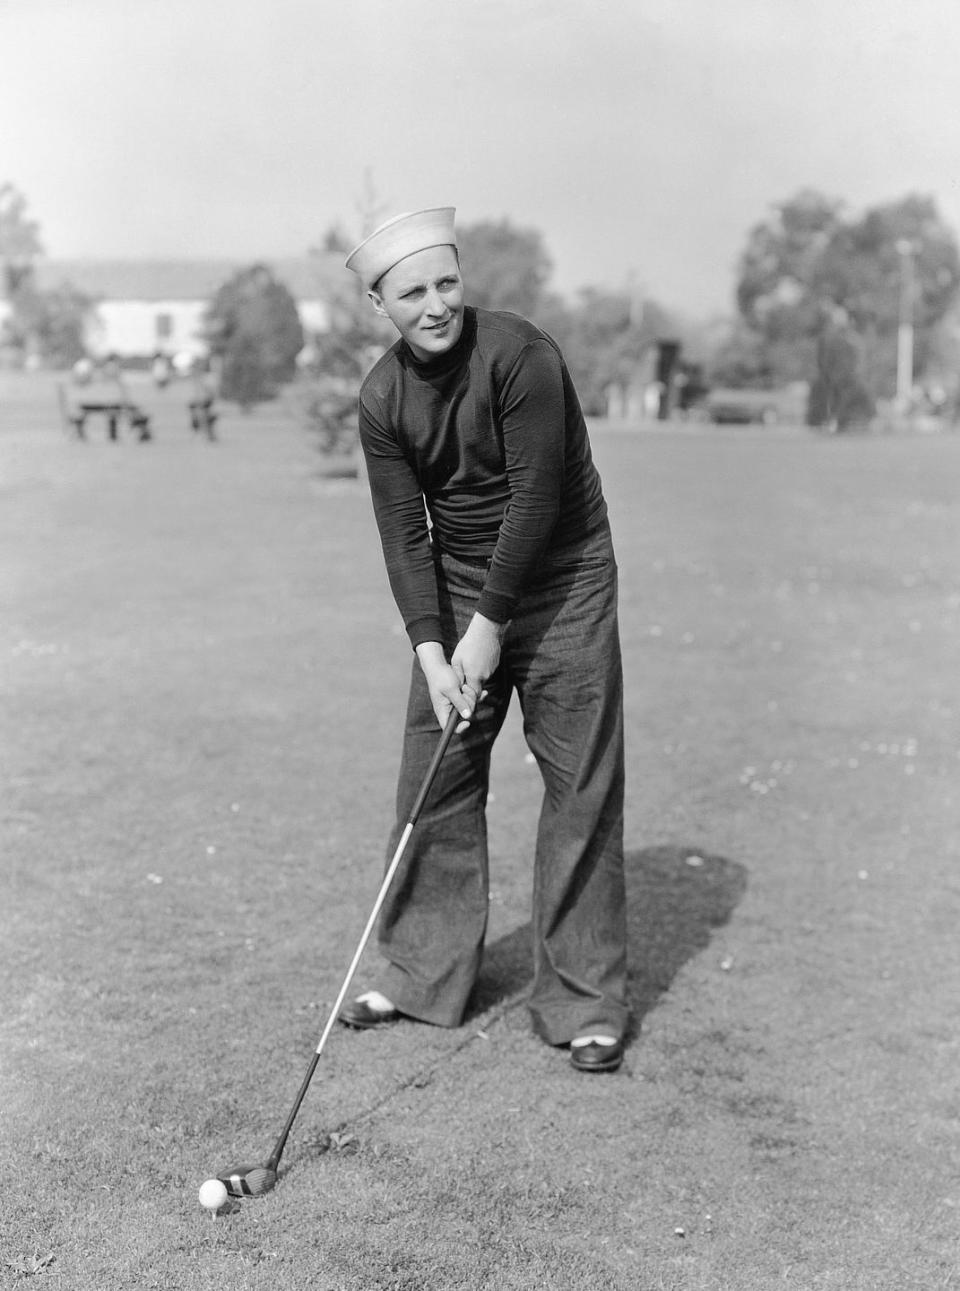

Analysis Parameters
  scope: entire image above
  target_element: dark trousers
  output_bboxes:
[375,521,628,1045]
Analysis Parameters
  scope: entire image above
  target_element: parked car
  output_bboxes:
[705,383,807,426]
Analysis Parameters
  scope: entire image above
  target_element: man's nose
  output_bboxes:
[424,288,447,316]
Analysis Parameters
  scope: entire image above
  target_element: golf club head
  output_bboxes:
[218,1163,278,1198]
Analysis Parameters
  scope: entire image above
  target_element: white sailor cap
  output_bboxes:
[345,207,457,290]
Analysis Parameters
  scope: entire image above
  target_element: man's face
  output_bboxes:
[369,245,464,362]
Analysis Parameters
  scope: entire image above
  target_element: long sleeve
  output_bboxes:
[359,397,443,647]
[477,340,566,625]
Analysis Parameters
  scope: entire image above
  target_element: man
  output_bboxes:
[341,208,627,1073]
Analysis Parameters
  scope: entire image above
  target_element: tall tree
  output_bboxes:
[294,239,393,456]
[0,182,43,296]
[457,218,553,317]
[736,189,842,329]
[814,194,960,394]
[730,189,843,386]
[0,185,95,367]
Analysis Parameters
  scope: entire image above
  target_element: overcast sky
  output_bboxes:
[2,0,958,317]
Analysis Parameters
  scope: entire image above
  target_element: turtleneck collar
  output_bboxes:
[403,306,477,377]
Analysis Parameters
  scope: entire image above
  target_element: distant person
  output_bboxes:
[643,381,663,420]
[151,352,172,389]
[188,356,218,440]
[340,208,628,1073]
[173,351,195,379]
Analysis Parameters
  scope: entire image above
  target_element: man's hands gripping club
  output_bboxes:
[415,612,506,732]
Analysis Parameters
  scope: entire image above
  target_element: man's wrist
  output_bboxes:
[415,641,447,676]
[469,612,508,643]
[415,640,445,658]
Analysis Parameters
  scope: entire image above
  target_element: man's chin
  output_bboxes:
[412,320,462,360]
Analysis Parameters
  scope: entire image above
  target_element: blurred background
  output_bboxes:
[3,0,960,435]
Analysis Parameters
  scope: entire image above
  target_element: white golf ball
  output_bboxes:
[198,1178,228,1211]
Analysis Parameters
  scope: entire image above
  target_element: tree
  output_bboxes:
[736,189,842,333]
[219,334,272,411]
[42,282,94,367]
[721,189,960,403]
[813,194,960,396]
[205,265,304,408]
[292,228,396,458]
[22,280,93,367]
[0,182,43,297]
[1,185,99,368]
[717,189,843,388]
[457,218,553,317]
[1,183,50,365]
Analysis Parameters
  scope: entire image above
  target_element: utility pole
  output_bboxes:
[895,239,915,410]
[626,270,644,329]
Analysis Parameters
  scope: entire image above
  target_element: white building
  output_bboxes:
[86,296,210,363]
[29,256,340,363]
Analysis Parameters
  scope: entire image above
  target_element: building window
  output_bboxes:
[155,312,173,341]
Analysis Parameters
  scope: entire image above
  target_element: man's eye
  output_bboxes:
[438,279,458,290]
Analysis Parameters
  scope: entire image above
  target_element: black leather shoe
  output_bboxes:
[338,997,400,1030]
[569,1038,624,1073]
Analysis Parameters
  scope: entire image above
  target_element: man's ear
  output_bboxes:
[367,289,388,319]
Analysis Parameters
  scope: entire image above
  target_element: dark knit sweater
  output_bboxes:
[358,307,608,647]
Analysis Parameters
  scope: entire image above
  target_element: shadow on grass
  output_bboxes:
[467,844,747,1035]
[622,844,747,1039]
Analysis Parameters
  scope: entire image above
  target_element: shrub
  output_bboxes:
[292,373,360,455]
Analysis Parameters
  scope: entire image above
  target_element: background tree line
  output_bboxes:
[4,179,959,430]
[300,192,960,435]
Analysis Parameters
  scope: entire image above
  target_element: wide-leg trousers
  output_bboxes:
[374,520,628,1045]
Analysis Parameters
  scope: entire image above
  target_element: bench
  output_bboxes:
[77,400,152,442]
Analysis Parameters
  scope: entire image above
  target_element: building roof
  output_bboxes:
[29,254,344,302]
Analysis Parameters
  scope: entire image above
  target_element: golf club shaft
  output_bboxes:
[265,705,462,1171]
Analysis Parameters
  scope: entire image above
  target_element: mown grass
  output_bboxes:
[3,374,959,1289]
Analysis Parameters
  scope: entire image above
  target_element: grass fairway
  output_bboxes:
[3,374,959,1290]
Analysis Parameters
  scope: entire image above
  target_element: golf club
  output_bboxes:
[214,704,463,1199]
